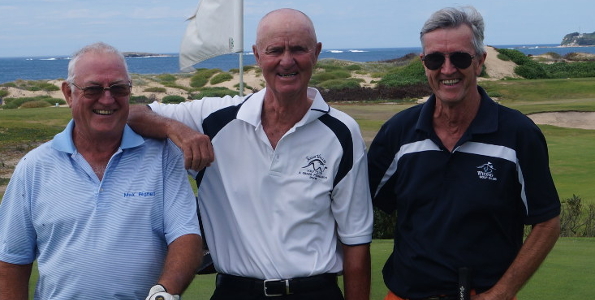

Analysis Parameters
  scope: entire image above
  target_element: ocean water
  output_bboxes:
[1,44,594,84]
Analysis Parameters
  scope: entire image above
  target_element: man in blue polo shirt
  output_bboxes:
[368,6,561,300]
[0,42,202,300]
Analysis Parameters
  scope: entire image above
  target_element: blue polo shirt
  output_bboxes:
[368,87,560,299]
[0,120,200,299]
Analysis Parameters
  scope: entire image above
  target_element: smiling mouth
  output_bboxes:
[279,72,298,77]
[441,79,460,86]
[93,109,115,115]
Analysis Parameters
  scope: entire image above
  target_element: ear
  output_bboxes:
[252,45,260,65]
[61,81,73,107]
[315,42,322,57]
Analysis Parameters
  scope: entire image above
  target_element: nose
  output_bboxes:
[279,50,295,67]
[441,56,457,74]
[97,89,116,104]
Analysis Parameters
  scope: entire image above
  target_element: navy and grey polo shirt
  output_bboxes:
[368,86,560,298]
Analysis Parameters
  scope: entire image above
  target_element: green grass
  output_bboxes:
[25,238,592,299]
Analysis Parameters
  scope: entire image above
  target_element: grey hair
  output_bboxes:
[420,6,485,56]
[66,42,129,84]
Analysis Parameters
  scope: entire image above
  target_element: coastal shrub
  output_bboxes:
[497,53,511,61]
[20,100,51,109]
[10,80,60,92]
[190,69,221,88]
[229,65,256,74]
[43,98,65,106]
[3,96,59,109]
[210,72,233,85]
[130,95,151,104]
[373,208,397,239]
[378,59,426,88]
[144,87,166,93]
[543,61,595,78]
[346,64,363,71]
[514,61,548,79]
[564,52,595,62]
[233,83,254,92]
[156,74,177,83]
[310,70,352,85]
[0,89,9,98]
[1,82,17,88]
[560,194,595,237]
[316,78,363,90]
[545,52,563,60]
[191,87,238,98]
[161,95,186,104]
[496,48,532,65]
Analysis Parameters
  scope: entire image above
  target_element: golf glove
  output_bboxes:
[146,284,180,300]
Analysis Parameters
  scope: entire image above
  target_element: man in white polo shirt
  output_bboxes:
[129,8,373,300]
[0,42,202,300]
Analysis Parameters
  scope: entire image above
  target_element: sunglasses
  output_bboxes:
[71,82,132,99]
[422,52,476,70]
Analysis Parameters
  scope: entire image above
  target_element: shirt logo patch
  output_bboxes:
[300,154,328,180]
[123,191,156,197]
[476,162,497,181]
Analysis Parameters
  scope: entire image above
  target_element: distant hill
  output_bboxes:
[561,32,595,46]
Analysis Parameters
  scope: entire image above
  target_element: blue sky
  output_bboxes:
[0,0,592,58]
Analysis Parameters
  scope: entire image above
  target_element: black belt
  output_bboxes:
[216,273,338,297]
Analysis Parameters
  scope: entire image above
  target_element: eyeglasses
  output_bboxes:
[71,82,132,99]
[422,52,476,70]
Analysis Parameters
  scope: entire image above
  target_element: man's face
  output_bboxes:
[62,52,130,141]
[253,12,321,98]
[420,25,485,106]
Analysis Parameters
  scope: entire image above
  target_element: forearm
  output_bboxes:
[157,234,203,295]
[0,261,32,300]
[341,243,371,300]
[128,104,173,139]
[482,216,560,299]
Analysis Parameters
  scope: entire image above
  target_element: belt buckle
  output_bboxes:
[263,279,291,297]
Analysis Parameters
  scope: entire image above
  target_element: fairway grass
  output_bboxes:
[180,238,595,300]
[24,238,594,299]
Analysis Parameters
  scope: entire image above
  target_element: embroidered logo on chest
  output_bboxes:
[476,161,497,181]
[299,154,328,180]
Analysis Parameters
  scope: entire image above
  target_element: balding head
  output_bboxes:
[255,8,317,49]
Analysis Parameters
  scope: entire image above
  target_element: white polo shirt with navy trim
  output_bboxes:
[149,87,373,279]
[0,121,200,299]
[368,86,561,299]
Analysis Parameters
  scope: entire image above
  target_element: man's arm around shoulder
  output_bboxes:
[128,104,213,171]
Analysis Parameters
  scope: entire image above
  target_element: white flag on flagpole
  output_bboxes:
[179,0,243,72]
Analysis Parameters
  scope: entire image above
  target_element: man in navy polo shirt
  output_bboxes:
[368,6,561,300]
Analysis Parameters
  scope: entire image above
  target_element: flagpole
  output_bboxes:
[239,52,244,97]
[238,0,244,97]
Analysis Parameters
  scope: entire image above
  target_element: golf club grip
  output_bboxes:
[459,267,470,300]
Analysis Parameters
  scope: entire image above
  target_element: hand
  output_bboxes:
[146,284,180,300]
[167,121,214,171]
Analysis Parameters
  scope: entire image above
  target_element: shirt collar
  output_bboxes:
[237,87,330,128]
[52,120,145,154]
[416,86,499,135]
